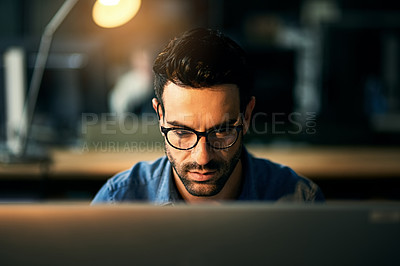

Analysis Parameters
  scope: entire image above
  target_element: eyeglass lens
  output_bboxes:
[166,128,239,149]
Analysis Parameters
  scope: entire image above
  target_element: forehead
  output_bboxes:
[162,82,240,128]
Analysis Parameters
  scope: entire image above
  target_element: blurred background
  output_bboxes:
[0,0,399,202]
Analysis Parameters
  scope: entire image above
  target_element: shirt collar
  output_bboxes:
[154,158,182,205]
[238,146,255,200]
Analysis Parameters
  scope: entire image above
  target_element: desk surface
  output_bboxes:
[1,145,400,180]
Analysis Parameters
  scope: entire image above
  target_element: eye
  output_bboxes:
[212,127,236,138]
[173,129,193,138]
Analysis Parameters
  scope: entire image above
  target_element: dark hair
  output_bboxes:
[153,28,253,113]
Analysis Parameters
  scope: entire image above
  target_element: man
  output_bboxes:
[92,28,324,204]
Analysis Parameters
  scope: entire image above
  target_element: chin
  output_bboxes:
[185,183,222,197]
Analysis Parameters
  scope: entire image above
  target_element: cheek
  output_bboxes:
[166,145,190,163]
[221,139,242,160]
[219,150,235,161]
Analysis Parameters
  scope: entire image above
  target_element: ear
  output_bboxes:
[243,96,255,135]
[152,98,163,121]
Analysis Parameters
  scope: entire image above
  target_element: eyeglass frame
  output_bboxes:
[160,124,244,151]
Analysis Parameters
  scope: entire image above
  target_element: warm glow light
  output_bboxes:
[99,0,120,5]
[92,0,141,28]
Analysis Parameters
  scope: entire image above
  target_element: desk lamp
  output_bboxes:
[1,0,141,163]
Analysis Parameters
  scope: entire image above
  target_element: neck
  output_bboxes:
[174,160,243,203]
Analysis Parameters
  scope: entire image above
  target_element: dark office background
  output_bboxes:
[0,0,400,201]
[1,0,400,146]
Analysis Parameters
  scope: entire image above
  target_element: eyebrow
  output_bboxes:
[166,118,239,131]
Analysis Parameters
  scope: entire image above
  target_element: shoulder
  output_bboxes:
[110,156,169,187]
[91,156,170,204]
[244,149,324,202]
[248,154,301,189]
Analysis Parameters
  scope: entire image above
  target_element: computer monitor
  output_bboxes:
[0,203,398,266]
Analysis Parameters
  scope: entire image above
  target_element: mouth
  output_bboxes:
[188,171,217,182]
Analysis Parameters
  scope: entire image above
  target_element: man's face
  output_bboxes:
[157,82,244,197]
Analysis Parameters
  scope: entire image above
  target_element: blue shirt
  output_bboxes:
[91,148,324,204]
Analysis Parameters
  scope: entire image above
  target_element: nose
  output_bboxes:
[190,136,212,166]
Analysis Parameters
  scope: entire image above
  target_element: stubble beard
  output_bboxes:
[165,141,242,197]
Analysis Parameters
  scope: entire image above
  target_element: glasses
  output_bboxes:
[161,124,243,150]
